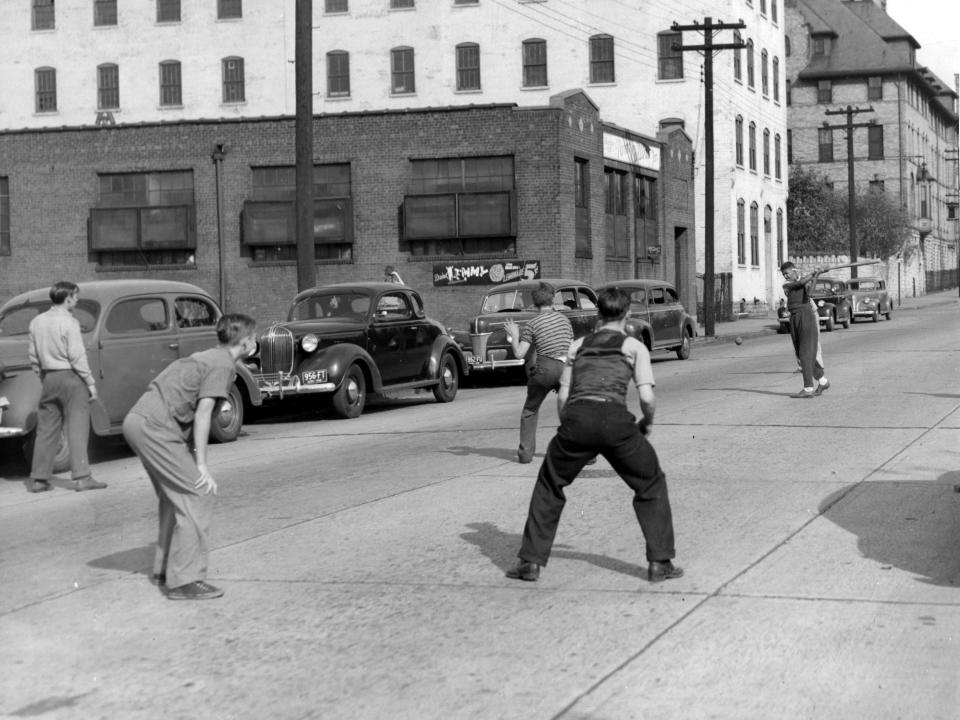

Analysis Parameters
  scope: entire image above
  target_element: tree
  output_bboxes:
[786,164,845,255]
[854,187,913,260]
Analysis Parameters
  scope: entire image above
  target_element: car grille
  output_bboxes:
[258,325,295,375]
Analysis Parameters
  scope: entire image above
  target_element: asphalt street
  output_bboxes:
[1,291,958,719]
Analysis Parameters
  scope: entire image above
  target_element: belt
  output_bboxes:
[569,395,617,404]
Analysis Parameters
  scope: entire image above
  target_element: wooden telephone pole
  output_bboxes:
[822,105,874,279]
[672,18,745,337]
[295,0,316,291]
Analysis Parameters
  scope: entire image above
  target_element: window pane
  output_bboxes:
[313,199,349,243]
[314,164,352,197]
[391,48,415,93]
[90,208,139,250]
[218,0,242,19]
[141,206,191,248]
[459,193,511,237]
[590,35,615,83]
[456,44,481,91]
[404,195,456,239]
[35,68,57,112]
[106,298,168,334]
[157,0,181,22]
[95,0,118,26]
[658,33,682,80]
[160,61,182,105]
[175,298,218,328]
[222,57,245,102]
[98,64,119,110]
[522,40,547,87]
[244,202,294,245]
[33,0,55,30]
[327,51,350,96]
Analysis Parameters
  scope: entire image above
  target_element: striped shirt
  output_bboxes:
[520,310,574,361]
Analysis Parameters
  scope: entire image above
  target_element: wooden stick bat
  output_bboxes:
[815,259,882,274]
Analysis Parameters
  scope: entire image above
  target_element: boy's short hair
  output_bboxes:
[217,313,256,345]
[531,282,556,308]
[597,287,630,320]
[780,261,795,273]
[49,281,79,305]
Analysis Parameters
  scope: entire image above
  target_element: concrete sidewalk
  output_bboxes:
[696,287,959,345]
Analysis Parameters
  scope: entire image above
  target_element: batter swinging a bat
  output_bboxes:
[780,261,830,398]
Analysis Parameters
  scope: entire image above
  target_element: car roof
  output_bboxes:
[484,278,591,292]
[848,277,882,282]
[1,279,215,310]
[597,279,677,291]
[290,282,418,302]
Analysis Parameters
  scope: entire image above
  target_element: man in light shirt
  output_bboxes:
[27,281,105,493]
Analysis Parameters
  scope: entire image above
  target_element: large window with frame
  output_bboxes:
[746,40,755,88]
[402,156,516,257]
[736,199,746,265]
[735,116,744,166]
[749,202,759,267]
[0,177,9,256]
[222,57,245,103]
[868,125,884,159]
[634,174,657,263]
[575,158,590,258]
[776,208,784,267]
[94,0,118,26]
[325,0,348,11]
[868,76,882,101]
[90,171,196,267]
[98,63,119,110]
[590,35,615,83]
[772,57,780,102]
[242,164,354,262]
[818,79,832,103]
[733,31,742,81]
[657,32,682,80]
[771,0,778,23]
[326,51,350,97]
[774,134,782,179]
[763,205,772,269]
[157,0,180,22]
[818,128,833,162]
[763,128,770,176]
[748,122,757,171]
[35,68,57,112]
[456,43,481,91]
[33,0,54,29]
[391,47,415,94]
[159,61,182,106]
[219,0,242,19]
[604,168,629,258]
[761,50,769,96]
[522,39,547,87]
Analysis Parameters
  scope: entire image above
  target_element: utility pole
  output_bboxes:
[295,0,315,291]
[822,105,874,279]
[672,17,745,338]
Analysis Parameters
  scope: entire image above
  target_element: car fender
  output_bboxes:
[234,362,263,408]
[429,335,469,378]
[816,301,836,317]
[624,317,654,350]
[0,368,40,437]
[299,343,385,393]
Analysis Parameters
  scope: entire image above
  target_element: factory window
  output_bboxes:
[818,128,833,163]
[868,125,884,160]
[750,202,759,267]
[657,32,682,80]
[575,158,590,258]
[325,0,348,12]
[32,0,54,29]
[456,43,481,91]
[775,134,782,179]
[749,122,757,171]
[0,177,9,256]
[763,128,770,176]
[391,0,415,7]
[590,35,615,83]
[157,0,180,22]
[733,31,742,82]
[522,39,547,87]
[218,0,242,19]
[94,0,117,26]
[35,67,57,112]
[868,76,883,101]
[818,80,832,103]
[159,61,182,106]
[735,116,744,166]
[391,47,415,94]
[772,57,779,101]
[326,51,350,97]
[746,40,755,88]
[97,63,119,110]
[737,199,746,265]
[222,57,245,103]
[761,49,769,96]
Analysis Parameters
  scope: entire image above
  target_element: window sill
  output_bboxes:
[407,253,515,263]
[454,88,483,95]
[390,91,417,97]
[159,104,185,110]
[216,17,243,22]
[325,94,352,101]
[156,20,182,26]
[221,101,248,107]
[33,111,59,117]
[588,82,617,88]
[324,11,349,16]
[655,78,685,85]
[520,85,549,91]
[96,263,196,273]
[389,7,416,12]
[92,24,118,29]
[31,27,56,33]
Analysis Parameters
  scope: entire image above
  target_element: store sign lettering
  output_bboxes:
[433,260,541,286]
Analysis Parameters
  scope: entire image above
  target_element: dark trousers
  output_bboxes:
[789,306,825,389]
[30,370,91,482]
[518,400,676,565]
[518,357,565,462]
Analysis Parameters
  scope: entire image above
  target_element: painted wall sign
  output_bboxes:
[433,260,541,286]
[602,132,660,172]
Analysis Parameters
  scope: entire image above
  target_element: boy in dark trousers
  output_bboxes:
[780,262,830,398]
[123,314,256,600]
[506,287,682,584]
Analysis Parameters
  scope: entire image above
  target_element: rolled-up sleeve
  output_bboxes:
[64,318,95,387]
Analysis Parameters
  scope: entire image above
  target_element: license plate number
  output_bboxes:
[301,370,325,384]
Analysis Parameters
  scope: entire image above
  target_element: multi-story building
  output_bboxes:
[784,0,959,295]
[0,0,786,321]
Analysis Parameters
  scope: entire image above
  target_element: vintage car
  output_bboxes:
[450,278,599,372]
[251,282,465,418]
[847,277,892,322]
[597,280,697,359]
[811,277,852,331]
[0,280,262,471]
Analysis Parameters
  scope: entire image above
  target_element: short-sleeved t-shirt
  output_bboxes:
[130,347,236,431]
[520,310,574,360]
[564,332,655,389]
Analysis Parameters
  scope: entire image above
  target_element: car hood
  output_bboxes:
[269,318,369,338]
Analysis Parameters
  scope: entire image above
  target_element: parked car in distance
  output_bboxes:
[450,278,599,372]
[597,280,697,359]
[810,277,852,331]
[847,277,892,322]
[0,280,262,471]
[250,282,465,418]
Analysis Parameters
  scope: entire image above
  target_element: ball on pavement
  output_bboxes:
[735,336,743,345]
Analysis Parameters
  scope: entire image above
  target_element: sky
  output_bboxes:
[885,0,959,88]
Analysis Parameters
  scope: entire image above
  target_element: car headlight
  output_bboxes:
[817,300,825,307]
[301,334,319,353]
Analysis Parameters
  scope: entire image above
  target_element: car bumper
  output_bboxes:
[255,372,336,399]
[462,332,524,372]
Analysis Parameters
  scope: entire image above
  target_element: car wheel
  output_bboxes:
[675,329,692,360]
[432,353,459,403]
[333,364,366,418]
[850,314,856,324]
[22,428,71,474]
[885,306,892,320]
[841,313,850,329]
[824,314,835,332]
[210,384,244,443]
[871,309,879,323]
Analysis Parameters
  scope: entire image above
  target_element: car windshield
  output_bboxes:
[480,289,535,313]
[290,292,371,321]
[849,281,877,291]
[814,281,836,293]
[0,300,99,336]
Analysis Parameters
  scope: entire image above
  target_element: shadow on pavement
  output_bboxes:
[444,445,518,461]
[460,521,645,579]
[819,473,960,588]
[87,544,155,577]
[8,692,96,718]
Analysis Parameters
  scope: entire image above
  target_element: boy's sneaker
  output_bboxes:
[166,580,224,601]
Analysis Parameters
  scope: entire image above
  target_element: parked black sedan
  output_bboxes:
[597,280,697,359]
[251,282,466,418]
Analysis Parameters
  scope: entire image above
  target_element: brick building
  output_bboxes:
[0,91,695,328]
[784,0,959,294]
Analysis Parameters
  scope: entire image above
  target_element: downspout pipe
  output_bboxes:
[212,143,227,309]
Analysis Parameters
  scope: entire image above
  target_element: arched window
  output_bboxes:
[772,57,780,102]
[763,128,771,176]
[749,202,759,267]
[776,208,784,267]
[737,199,746,265]
[456,42,481,90]
[522,38,547,87]
[761,49,769,96]
[733,31,742,81]
[159,60,182,106]
[774,133,782,179]
[746,40,755,88]
[735,116,744,166]
[749,122,757,170]
[785,35,791,57]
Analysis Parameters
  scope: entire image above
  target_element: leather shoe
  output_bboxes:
[150,573,166,587]
[28,479,52,493]
[790,389,816,399]
[505,560,540,581]
[73,478,107,492]
[814,379,831,396]
[648,560,684,583]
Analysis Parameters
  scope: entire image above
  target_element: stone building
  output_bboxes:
[784,0,959,295]
[0,92,695,328]
[0,0,785,321]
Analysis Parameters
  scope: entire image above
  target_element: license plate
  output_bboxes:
[301,370,326,384]
[471,356,485,366]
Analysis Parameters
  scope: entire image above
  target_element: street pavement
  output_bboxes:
[0,288,958,720]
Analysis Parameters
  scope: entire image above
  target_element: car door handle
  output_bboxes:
[168,343,179,349]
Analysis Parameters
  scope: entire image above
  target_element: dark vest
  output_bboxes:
[567,330,633,405]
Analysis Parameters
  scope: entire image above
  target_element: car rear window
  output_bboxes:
[0,300,99,336]
[481,289,533,313]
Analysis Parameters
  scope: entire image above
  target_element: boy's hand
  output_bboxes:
[195,464,218,495]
